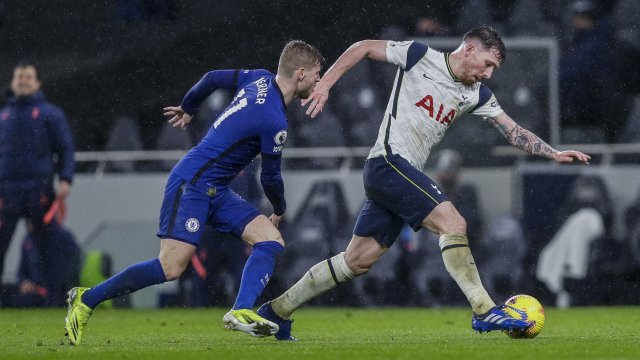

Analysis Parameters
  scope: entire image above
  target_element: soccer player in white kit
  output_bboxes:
[257,26,591,340]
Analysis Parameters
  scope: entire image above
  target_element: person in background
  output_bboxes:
[559,0,616,141]
[0,62,75,289]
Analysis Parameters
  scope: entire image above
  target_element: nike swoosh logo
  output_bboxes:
[423,73,435,81]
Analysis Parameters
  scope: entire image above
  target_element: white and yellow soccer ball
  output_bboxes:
[502,294,545,338]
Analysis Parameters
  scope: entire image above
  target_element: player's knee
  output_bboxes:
[345,254,374,276]
[351,264,370,276]
[447,214,467,234]
[162,262,186,281]
[271,231,285,247]
[158,254,190,281]
[426,203,467,235]
[242,215,285,246]
[249,228,285,247]
[254,234,285,248]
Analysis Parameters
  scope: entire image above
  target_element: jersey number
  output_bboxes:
[214,89,248,128]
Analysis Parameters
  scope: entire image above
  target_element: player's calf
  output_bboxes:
[270,252,357,319]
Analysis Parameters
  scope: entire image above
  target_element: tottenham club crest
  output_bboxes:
[185,218,200,233]
[274,130,288,145]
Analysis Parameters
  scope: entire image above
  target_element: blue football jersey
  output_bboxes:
[173,69,287,186]
[171,69,288,214]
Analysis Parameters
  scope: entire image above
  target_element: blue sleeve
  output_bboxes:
[181,69,241,115]
[258,116,288,215]
[472,85,493,112]
[47,107,75,183]
[260,154,286,216]
[406,42,428,71]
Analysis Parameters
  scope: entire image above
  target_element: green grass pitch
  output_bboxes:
[1,307,639,359]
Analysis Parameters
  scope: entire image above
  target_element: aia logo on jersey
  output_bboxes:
[31,107,40,119]
[415,94,456,126]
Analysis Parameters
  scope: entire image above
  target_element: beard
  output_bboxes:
[460,76,477,86]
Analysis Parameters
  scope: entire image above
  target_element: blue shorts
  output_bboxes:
[353,154,448,247]
[157,174,260,247]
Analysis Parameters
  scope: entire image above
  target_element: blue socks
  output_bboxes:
[233,241,284,310]
[81,241,284,310]
[81,258,167,309]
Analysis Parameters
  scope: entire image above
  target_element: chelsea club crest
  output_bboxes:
[185,218,200,233]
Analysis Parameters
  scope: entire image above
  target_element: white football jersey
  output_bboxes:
[368,40,504,170]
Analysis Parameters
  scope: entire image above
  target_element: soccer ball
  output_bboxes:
[502,294,545,338]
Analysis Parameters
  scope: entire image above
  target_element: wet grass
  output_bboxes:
[1,307,638,359]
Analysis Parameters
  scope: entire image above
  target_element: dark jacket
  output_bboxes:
[0,91,74,189]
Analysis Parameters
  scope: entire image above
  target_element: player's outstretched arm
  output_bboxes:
[164,70,241,128]
[487,112,591,164]
[303,40,387,118]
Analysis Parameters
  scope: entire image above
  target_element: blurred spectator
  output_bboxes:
[0,62,75,285]
[432,149,482,239]
[556,174,613,234]
[559,0,617,142]
[537,174,612,307]
[10,227,81,307]
[286,104,345,169]
[456,0,515,36]
[332,62,383,147]
[414,16,450,37]
[613,0,640,95]
[509,0,559,37]
[537,208,604,307]
[615,95,640,144]
[104,116,143,172]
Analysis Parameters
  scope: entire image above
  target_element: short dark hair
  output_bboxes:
[463,26,506,64]
[277,40,326,77]
[14,61,41,81]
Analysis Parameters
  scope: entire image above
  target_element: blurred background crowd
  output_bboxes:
[1,0,639,309]
[1,0,638,155]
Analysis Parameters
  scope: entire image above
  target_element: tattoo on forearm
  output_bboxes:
[487,116,557,159]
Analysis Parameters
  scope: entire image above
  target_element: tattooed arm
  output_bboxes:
[487,112,591,164]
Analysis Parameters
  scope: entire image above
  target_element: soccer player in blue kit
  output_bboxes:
[64,40,325,345]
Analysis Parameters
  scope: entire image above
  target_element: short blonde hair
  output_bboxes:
[277,40,325,77]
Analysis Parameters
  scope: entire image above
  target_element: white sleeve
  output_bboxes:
[385,41,414,68]
[472,94,504,118]
[471,85,504,118]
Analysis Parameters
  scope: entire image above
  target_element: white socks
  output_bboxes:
[439,233,495,315]
[271,252,356,319]
[270,234,495,318]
